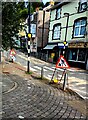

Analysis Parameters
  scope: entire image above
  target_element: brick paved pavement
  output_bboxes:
[1,60,88,119]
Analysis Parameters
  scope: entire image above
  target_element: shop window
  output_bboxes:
[79,0,87,12]
[78,49,85,61]
[73,18,86,38]
[53,24,61,40]
[56,8,61,19]
[68,49,86,62]
[68,49,77,61]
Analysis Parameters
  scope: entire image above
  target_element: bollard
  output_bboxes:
[0,50,1,63]
[41,66,44,79]
[66,72,69,86]
[63,69,67,90]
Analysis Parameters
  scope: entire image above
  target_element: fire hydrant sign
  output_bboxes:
[56,55,70,68]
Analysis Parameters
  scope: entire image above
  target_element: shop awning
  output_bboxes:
[43,44,57,50]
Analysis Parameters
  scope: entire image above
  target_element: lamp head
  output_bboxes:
[64,13,69,17]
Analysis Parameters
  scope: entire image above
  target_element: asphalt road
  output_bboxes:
[15,50,87,82]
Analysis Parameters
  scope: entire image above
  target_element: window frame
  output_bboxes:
[52,23,61,40]
[55,8,61,19]
[73,18,87,38]
[78,0,87,12]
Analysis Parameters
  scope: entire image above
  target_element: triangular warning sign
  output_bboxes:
[56,55,70,68]
[10,50,16,56]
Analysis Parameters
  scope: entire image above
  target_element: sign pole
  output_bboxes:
[27,1,31,72]
[63,13,69,90]
[49,67,56,84]
[56,55,70,90]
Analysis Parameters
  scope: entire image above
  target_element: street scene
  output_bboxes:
[1,0,88,119]
[1,55,87,119]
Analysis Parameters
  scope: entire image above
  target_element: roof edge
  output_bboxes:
[50,1,71,10]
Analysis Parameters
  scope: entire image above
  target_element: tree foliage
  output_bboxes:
[2,2,27,50]
[2,1,44,50]
[3,3,17,49]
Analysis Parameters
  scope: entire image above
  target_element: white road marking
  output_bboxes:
[52,67,64,71]
[58,74,62,77]
[52,66,77,72]
[32,66,47,71]
[46,74,62,79]
[43,69,47,71]
[17,54,76,72]
[57,68,64,71]
[44,66,54,71]
[17,54,27,60]
[34,66,41,70]
[47,74,52,78]
[30,67,37,71]
[78,73,85,75]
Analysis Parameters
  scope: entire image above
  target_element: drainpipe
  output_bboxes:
[41,10,45,50]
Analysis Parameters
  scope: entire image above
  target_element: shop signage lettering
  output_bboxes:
[68,42,88,48]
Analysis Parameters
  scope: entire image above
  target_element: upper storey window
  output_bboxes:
[53,24,61,40]
[56,8,61,19]
[79,0,87,12]
[73,18,86,38]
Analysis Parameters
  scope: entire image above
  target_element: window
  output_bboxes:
[78,49,85,61]
[79,0,87,12]
[56,8,61,19]
[68,49,77,61]
[53,24,61,40]
[30,24,36,38]
[73,18,86,37]
[30,15,34,21]
[68,49,86,62]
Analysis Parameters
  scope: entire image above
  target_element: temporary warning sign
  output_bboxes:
[56,55,70,68]
[10,49,16,56]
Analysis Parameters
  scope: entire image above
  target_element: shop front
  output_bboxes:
[43,43,67,64]
[68,42,88,69]
[43,44,58,63]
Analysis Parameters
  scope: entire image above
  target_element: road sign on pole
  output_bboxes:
[56,55,70,68]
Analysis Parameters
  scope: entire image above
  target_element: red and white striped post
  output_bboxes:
[27,1,31,72]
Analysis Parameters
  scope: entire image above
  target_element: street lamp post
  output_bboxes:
[41,1,54,50]
[63,13,69,56]
[41,10,45,50]
[63,13,69,90]
[27,1,31,72]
